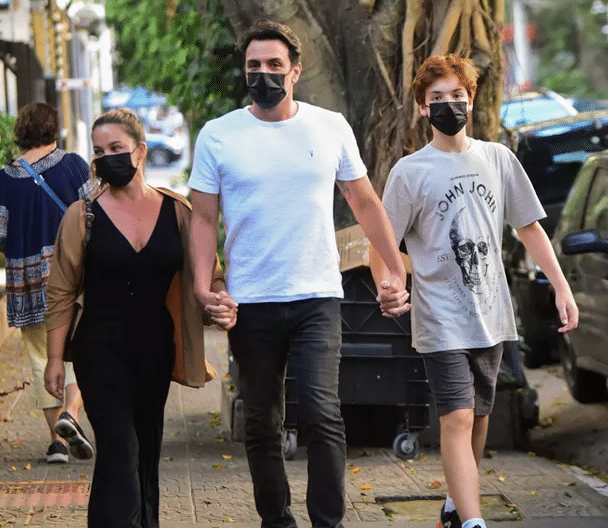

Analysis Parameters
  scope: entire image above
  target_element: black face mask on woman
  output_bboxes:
[428,101,468,136]
[246,72,287,109]
[94,150,137,188]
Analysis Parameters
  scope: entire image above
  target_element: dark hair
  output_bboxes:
[413,55,478,106]
[92,108,146,144]
[14,102,59,150]
[237,19,302,65]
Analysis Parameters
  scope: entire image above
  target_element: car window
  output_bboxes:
[518,128,608,206]
[583,167,608,236]
[501,99,575,128]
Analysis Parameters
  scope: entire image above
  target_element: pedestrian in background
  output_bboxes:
[372,54,578,528]
[0,102,95,464]
[44,108,235,528]
[188,19,407,528]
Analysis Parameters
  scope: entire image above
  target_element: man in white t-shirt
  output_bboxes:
[372,55,579,528]
[187,19,408,528]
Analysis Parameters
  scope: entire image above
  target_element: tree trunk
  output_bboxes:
[221,0,505,225]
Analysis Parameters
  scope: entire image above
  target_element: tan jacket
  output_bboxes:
[45,185,223,388]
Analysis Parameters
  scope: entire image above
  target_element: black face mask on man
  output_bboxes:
[428,101,468,136]
[246,72,287,109]
[94,150,137,188]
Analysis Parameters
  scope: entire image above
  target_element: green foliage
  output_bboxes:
[0,114,19,167]
[531,0,608,98]
[105,0,244,133]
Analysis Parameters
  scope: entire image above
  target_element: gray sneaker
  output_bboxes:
[55,411,94,460]
[46,440,69,464]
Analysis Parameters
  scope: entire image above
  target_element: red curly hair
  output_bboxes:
[413,55,478,106]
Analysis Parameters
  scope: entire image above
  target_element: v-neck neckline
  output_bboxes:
[95,195,166,255]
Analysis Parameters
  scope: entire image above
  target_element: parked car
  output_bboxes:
[501,89,577,129]
[551,150,608,403]
[146,132,185,166]
[500,110,608,367]
[567,97,608,113]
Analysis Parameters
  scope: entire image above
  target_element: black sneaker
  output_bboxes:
[54,411,94,460]
[436,503,462,528]
[46,440,69,464]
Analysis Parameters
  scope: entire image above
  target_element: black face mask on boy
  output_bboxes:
[428,101,468,136]
[94,150,137,187]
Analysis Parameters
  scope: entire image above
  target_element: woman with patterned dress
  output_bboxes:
[0,102,95,463]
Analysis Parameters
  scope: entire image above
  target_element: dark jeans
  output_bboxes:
[228,298,346,528]
[73,347,172,528]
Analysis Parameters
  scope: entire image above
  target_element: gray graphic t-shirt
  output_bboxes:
[383,139,545,353]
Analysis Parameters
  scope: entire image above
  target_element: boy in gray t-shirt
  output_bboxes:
[371,55,579,528]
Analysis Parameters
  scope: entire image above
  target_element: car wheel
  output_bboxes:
[148,148,171,167]
[559,335,608,403]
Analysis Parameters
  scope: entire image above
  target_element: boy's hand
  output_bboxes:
[555,288,579,333]
[377,277,410,318]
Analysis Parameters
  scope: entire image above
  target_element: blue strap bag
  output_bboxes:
[17,157,67,213]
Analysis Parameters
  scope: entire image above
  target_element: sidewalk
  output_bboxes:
[0,317,607,527]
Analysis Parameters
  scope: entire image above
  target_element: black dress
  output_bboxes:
[72,194,183,528]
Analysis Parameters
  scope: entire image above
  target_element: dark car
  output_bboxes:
[500,110,608,367]
[551,150,608,402]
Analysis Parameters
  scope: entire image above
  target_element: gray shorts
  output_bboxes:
[422,343,504,417]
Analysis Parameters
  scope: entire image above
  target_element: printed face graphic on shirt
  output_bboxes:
[449,208,491,294]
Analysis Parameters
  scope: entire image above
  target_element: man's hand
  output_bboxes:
[376,275,410,318]
[200,290,238,331]
[555,287,579,333]
[44,358,65,400]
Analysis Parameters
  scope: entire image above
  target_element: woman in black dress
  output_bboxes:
[44,109,237,528]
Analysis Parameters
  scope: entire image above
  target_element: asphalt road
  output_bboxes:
[526,362,608,474]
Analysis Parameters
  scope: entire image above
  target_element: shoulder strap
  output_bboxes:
[17,158,67,213]
[84,198,94,243]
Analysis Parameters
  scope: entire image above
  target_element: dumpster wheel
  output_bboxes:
[392,431,420,459]
[282,430,297,460]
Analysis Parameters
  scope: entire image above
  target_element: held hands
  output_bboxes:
[198,290,238,331]
[376,275,410,318]
[44,358,65,400]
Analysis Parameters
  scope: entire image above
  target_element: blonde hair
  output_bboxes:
[92,108,146,144]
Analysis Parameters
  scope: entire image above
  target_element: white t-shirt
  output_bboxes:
[188,102,367,303]
[383,139,546,353]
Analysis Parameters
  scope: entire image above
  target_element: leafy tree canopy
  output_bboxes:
[0,114,19,166]
[529,0,608,97]
[105,0,244,132]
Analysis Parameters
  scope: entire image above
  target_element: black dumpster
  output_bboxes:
[279,265,430,460]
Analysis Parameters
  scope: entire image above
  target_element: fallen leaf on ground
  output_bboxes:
[360,483,373,491]
[351,466,361,474]
[497,474,506,482]
[221,454,233,460]
[212,463,224,469]
[429,480,442,489]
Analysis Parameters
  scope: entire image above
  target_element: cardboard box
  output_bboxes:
[336,224,369,272]
[335,224,412,274]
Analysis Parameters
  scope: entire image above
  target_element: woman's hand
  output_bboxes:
[44,357,65,399]
[205,290,238,331]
